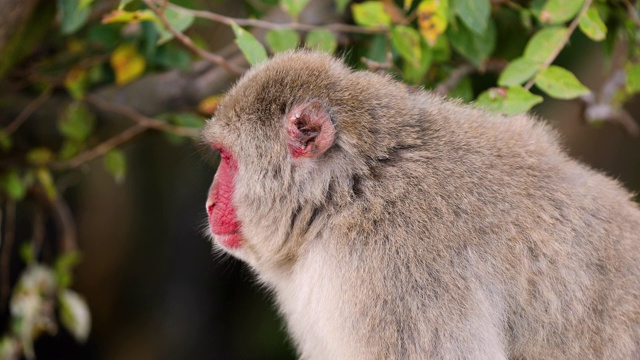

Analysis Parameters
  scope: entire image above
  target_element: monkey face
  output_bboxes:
[202,52,349,271]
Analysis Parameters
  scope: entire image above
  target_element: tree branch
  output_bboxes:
[167,3,387,35]
[524,0,593,90]
[0,199,16,308]
[141,0,246,75]
[4,86,52,135]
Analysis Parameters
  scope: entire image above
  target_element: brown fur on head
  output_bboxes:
[203,50,640,359]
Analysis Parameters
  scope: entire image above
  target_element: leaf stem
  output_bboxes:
[141,0,246,75]
[524,0,593,90]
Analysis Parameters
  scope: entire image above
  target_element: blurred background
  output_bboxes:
[0,0,639,359]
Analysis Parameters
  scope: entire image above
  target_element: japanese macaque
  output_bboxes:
[203,50,640,359]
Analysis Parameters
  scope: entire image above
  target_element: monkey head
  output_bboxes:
[203,51,376,277]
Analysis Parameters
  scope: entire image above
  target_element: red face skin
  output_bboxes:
[207,146,242,249]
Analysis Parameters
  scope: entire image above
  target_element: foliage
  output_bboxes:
[0,0,639,358]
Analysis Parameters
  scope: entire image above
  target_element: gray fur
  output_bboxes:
[203,50,640,359]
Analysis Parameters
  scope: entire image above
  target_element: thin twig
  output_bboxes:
[86,95,201,137]
[622,0,640,27]
[4,87,53,135]
[166,2,387,35]
[51,198,77,253]
[581,69,639,136]
[436,64,475,97]
[142,0,246,75]
[31,206,45,261]
[50,124,147,170]
[524,0,593,90]
[50,96,200,169]
[0,200,16,308]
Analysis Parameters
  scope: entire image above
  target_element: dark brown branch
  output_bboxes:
[524,0,593,90]
[31,205,45,260]
[622,0,640,27]
[50,124,147,170]
[4,86,52,135]
[51,198,77,253]
[86,95,201,137]
[168,3,387,35]
[0,199,16,308]
[436,64,475,97]
[141,0,246,75]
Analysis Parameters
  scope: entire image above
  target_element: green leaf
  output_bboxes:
[58,0,90,34]
[0,130,12,152]
[171,113,205,128]
[19,242,35,264]
[1,169,26,201]
[104,150,126,184]
[306,29,337,53]
[58,290,91,342]
[0,336,19,360]
[64,67,88,100]
[118,0,135,9]
[55,251,82,288]
[448,20,496,68]
[280,0,311,20]
[79,0,94,8]
[501,85,544,115]
[155,46,191,71]
[578,7,607,41]
[231,23,268,66]
[498,57,541,86]
[450,77,473,101]
[402,40,433,84]
[36,168,57,200]
[531,0,585,24]
[452,0,491,34]
[391,26,422,67]
[476,87,507,113]
[523,26,567,64]
[626,62,640,94]
[476,86,543,115]
[266,29,300,53]
[27,148,53,166]
[337,0,350,13]
[58,102,96,141]
[58,140,82,160]
[155,8,195,45]
[535,65,590,99]
[352,1,392,28]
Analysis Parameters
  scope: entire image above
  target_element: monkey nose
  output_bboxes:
[206,200,215,217]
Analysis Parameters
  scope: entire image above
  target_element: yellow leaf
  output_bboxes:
[110,44,145,85]
[417,0,448,46]
[198,95,224,116]
[102,9,157,24]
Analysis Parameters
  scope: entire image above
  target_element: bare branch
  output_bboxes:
[50,198,77,253]
[622,0,640,27]
[168,3,387,35]
[86,95,200,138]
[524,0,593,90]
[50,124,147,170]
[436,64,475,97]
[141,0,246,75]
[4,86,52,135]
[0,199,16,308]
[581,69,639,136]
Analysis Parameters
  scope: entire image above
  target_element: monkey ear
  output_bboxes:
[285,101,336,158]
